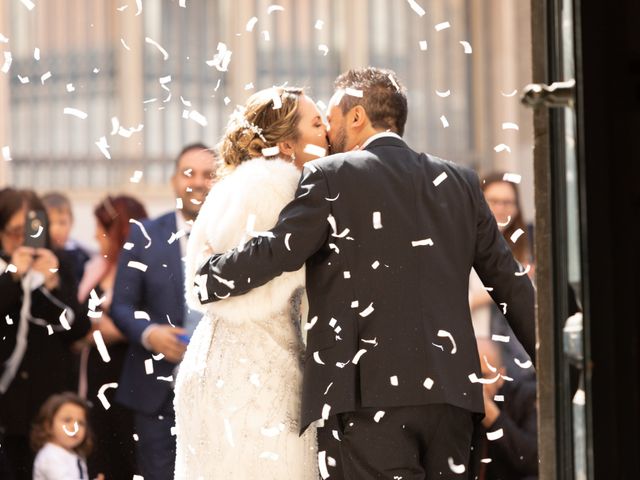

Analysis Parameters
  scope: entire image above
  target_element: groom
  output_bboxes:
[196,67,535,478]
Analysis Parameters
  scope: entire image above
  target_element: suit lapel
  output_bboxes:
[159,213,185,316]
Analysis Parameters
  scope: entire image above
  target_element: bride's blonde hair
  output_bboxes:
[217,87,304,174]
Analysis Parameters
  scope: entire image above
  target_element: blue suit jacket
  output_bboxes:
[111,212,185,415]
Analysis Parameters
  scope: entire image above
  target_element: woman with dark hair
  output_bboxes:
[0,188,88,480]
[74,195,147,479]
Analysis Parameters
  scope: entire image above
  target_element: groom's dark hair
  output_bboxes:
[334,67,408,136]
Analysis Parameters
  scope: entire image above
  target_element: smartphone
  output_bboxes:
[177,334,191,345]
[23,209,48,249]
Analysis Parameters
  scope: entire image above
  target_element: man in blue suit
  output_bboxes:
[112,143,216,478]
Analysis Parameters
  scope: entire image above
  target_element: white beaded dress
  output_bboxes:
[174,158,318,479]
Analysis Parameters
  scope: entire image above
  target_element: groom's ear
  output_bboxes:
[350,105,368,129]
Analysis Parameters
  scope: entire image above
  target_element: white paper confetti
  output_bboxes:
[423,377,434,390]
[345,87,364,98]
[127,261,148,272]
[419,40,428,51]
[315,20,324,30]
[374,411,385,422]
[179,0,186,7]
[487,428,504,441]
[497,215,512,228]
[144,358,154,375]
[96,382,117,410]
[17,75,29,84]
[468,373,500,384]
[145,36,169,60]
[262,30,270,41]
[515,264,531,276]
[433,172,448,186]
[503,172,522,183]
[95,136,111,159]
[440,115,449,128]
[318,44,329,56]
[494,143,512,153]
[351,300,359,308]
[20,0,35,10]
[305,316,318,331]
[483,355,498,373]
[63,108,88,120]
[460,41,473,54]
[1,52,12,73]
[129,170,143,183]
[436,89,451,98]
[318,451,330,479]
[59,309,71,330]
[390,375,399,386]
[514,358,533,369]
[407,0,426,16]
[371,260,380,269]
[134,311,150,321]
[411,238,434,247]
[510,228,525,243]
[372,211,382,229]
[359,303,374,317]
[327,215,350,238]
[223,418,235,447]
[321,403,331,420]
[206,42,232,72]
[0,33,8,43]
[492,334,510,343]
[93,331,111,363]
[2,146,11,161]
[352,349,367,364]
[502,122,519,131]
[5,315,13,325]
[435,21,451,31]
[501,89,518,97]
[437,329,457,354]
[448,457,466,474]
[304,144,326,158]
[188,110,208,127]
[130,219,152,248]
[246,16,258,32]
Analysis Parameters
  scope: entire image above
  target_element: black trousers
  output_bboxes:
[336,404,475,480]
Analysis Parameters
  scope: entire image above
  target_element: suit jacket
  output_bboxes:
[199,136,536,431]
[111,212,185,415]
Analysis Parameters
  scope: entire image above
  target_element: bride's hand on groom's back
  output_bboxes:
[147,325,187,363]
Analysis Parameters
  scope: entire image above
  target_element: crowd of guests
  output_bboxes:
[0,140,538,479]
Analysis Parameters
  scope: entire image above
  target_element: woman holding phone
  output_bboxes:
[0,188,89,480]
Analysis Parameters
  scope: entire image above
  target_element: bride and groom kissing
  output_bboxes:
[173,67,535,479]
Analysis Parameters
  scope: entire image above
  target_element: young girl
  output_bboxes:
[31,392,97,480]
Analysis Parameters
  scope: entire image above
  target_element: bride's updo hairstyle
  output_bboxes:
[217,87,304,173]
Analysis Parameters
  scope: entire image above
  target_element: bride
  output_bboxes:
[174,87,328,479]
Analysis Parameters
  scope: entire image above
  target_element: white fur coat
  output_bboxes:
[184,157,305,324]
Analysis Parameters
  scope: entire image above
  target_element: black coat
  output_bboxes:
[200,136,536,431]
[0,250,88,436]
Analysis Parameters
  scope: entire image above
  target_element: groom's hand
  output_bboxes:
[147,326,187,363]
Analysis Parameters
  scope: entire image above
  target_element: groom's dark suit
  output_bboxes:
[198,135,535,476]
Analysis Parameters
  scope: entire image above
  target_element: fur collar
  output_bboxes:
[185,157,305,324]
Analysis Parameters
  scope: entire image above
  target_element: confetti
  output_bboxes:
[503,172,522,183]
[315,20,324,30]
[515,264,531,276]
[494,143,512,153]
[20,0,35,10]
[371,260,380,269]
[436,89,451,97]
[411,238,434,247]
[179,0,186,7]
[29,225,43,238]
[17,75,29,84]
[327,215,350,238]
[206,43,232,71]
[374,411,385,422]
[120,38,130,50]
[318,451,330,479]
[502,122,519,131]
[321,403,331,420]
[0,33,8,43]
[59,310,71,330]
[351,301,359,308]
[95,136,111,159]
[116,5,128,12]
[93,331,111,362]
[483,355,497,372]
[437,329,457,354]
[440,115,449,128]
[372,211,382,229]
[491,334,510,342]
[5,315,13,325]
[188,110,208,127]
[352,349,367,364]
[46,325,53,335]
[63,108,88,120]
[390,375,399,386]
[324,383,333,395]
[262,31,270,41]
[267,5,285,14]
[304,144,326,158]
[435,22,451,31]
[2,146,11,161]
[460,41,473,54]
[407,0,426,16]
[494,395,504,402]
[144,359,154,375]
[499,302,507,315]
[345,87,363,98]
[510,228,525,243]
[130,170,143,183]
[180,96,191,106]
[96,383,118,411]
[127,261,148,272]
[130,219,152,248]
[433,172,448,186]
[487,428,504,441]
[423,377,434,390]
[1,52,12,73]
[246,16,258,32]
[145,36,169,60]
[244,82,254,90]
[318,44,329,56]
[448,457,466,474]
[468,373,500,384]
[497,215,511,228]
[359,303,374,317]
[501,89,518,97]
[223,418,235,447]
[134,311,150,321]
[514,358,533,369]
[343,271,351,279]
[175,198,183,209]
[304,316,318,331]
[419,40,428,51]
[270,89,282,109]
[213,274,235,289]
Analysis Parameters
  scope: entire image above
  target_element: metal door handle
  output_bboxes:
[521,79,575,108]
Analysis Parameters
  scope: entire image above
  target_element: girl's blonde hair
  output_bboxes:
[30,392,94,458]
[217,87,304,174]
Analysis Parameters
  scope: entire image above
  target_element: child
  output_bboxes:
[31,392,98,480]
[41,192,92,284]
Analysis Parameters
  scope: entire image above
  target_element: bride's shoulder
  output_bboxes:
[232,157,300,184]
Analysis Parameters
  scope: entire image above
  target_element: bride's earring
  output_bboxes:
[290,152,296,162]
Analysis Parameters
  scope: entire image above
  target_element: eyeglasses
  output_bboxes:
[1,225,25,239]
[485,198,517,208]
